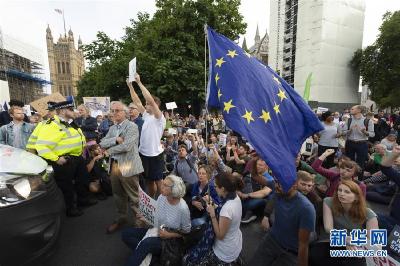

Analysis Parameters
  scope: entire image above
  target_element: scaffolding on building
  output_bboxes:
[0,29,50,104]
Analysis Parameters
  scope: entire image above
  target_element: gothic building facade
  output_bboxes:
[247,25,269,65]
[46,25,84,97]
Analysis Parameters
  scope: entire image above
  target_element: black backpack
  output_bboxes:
[347,117,370,131]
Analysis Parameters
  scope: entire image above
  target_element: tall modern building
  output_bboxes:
[46,25,84,97]
[269,0,365,109]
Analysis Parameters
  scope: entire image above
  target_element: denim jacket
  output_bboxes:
[0,121,35,149]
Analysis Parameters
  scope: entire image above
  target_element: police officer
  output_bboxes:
[26,101,56,153]
[35,100,96,217]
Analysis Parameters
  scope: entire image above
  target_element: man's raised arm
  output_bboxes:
[126,78,145,114]
[134,73,162,119]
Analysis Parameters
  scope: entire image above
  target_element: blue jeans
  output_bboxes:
[242,198,266,215]
[121,228,161,266]
[345,140,368,170]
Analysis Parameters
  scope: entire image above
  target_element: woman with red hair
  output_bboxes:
[310,180,378,266]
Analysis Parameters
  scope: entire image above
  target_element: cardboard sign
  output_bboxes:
[166,102,177,110]
[83,97,110,116]
[139,186,157,226]
[29,93,66,116]
[128,57,137,82]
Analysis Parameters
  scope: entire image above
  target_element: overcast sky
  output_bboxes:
[1,0,399,89]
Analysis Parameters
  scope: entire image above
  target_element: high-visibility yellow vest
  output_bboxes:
[26,121,45,150]
[35,115,86,162]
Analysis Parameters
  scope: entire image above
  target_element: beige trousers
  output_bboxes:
[110,162,139,224]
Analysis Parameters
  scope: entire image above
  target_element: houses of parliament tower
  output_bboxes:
[46,25,84,97]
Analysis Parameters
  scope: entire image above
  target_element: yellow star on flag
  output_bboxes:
[242,109,255,124]
[223,99,236,114]
[272,75,281,86]
[227,50,238,58]
[277,89,287,101]
[218,89,223,100]
[215,57,226,68]
[273,103,280,114]
[215,73,220,85]
[259,109,271,123]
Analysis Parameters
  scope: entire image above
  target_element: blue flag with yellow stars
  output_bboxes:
[206,26,323,192]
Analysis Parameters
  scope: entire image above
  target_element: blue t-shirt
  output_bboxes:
[270,191,316,251]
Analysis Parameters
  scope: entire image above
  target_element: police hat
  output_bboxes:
[53,100,74,110]
[46,101,57,111]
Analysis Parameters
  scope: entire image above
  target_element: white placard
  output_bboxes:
[168,128,177,135]
[139,186,157,226]
[166,102,177,110]
[218,133,227,147]
[128,57,137,82]
[187,129,198,134]
[23,105,31,116]
[317,107,329,113]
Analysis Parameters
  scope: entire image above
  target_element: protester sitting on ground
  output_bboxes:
[378,145,400,233]
[381,130,397,151]
[309,180,378,266]
[121,175,191,266]
[238,158,273,224]
[0,106,35,149]
[172,134,199,186]
[318,111,341,169]
[85,144,112,200]
[190,165,221,219]
[312,149,366,197]
[295,153,328,196]
[251,179,316,266]
[193,172,243,265]
[226,144,251,176]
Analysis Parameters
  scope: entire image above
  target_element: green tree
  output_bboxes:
[351,11,400,108]
[77,0,246,114]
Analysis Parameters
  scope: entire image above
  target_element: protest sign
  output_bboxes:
[30,93,66,116]
[138,186,157,226]
[23,105,32,116]
[166,102,177,110]
[168,128,177,135]
[83,97,110,117]
[128,57,137,82]
[218,133,227,147]
[317,107,329,113]
[301,136,314,156]
[362,244,400,266]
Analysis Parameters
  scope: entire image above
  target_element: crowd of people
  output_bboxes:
[1,76,400,266]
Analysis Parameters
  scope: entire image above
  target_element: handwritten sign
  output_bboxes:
[29,93,66,116]
[139,186,157,226]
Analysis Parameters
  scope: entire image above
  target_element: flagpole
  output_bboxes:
[203,24,212,205]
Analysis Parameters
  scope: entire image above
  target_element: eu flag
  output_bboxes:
[206,27,323,192]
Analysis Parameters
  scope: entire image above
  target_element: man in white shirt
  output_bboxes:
[127,74,166,198]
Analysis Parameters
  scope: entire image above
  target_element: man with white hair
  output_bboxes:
[100,101,144,234]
